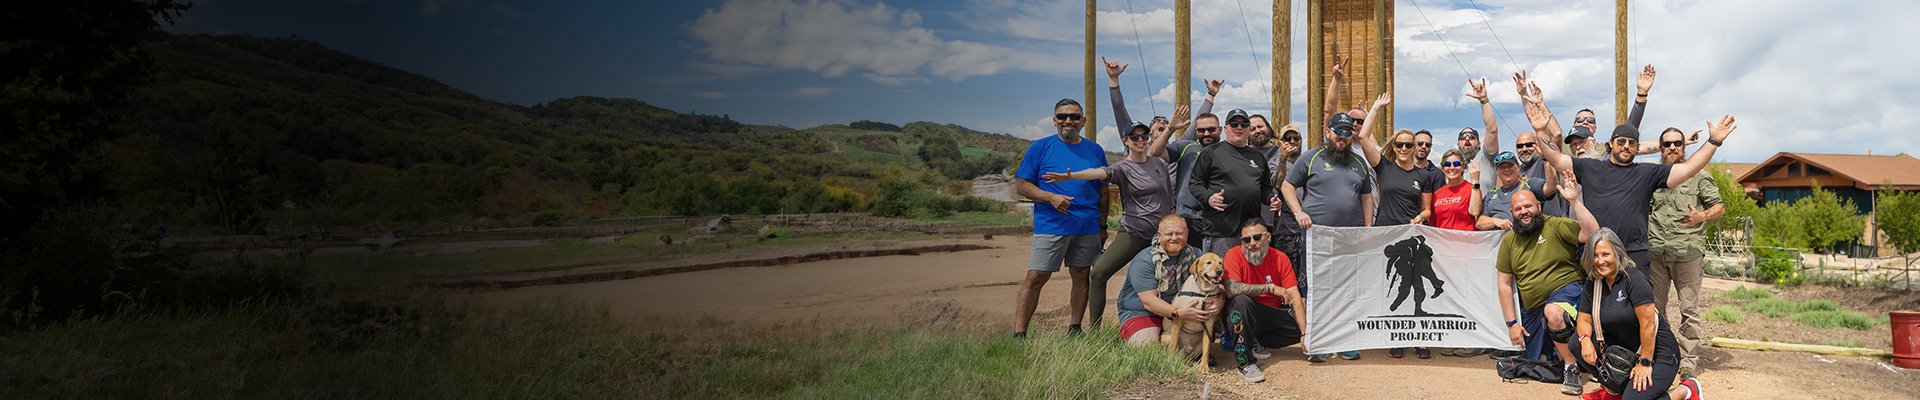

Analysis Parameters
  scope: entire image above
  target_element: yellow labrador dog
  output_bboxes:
[1164,252,1226,369]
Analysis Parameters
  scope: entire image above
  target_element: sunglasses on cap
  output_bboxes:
[1441,160,1465,168]
[1494,152,1518,163]
[1393,141,1416,149]
[1575,116,1597,124]
[1459,130,1479,139]
[1152,116,1169,124]
[1240,233,1268,243]
[1661,140,1686,148]
[1516,142,1537,149]
[1055,113,1083,121]
[1196,127,1220,133]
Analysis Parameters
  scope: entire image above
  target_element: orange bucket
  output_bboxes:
[1894,311,1920,369]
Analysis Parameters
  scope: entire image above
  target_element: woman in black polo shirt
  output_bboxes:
[1569,228,1702,400]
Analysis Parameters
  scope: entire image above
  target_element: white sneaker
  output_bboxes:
[1238,363,1267,383]
[1251,344,1272,360]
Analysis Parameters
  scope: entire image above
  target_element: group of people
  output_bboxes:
[1009,56,1732,400]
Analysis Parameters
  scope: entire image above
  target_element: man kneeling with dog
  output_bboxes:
[1117,215,1300,383]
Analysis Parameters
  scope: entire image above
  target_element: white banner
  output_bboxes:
[1303,224,1522,354]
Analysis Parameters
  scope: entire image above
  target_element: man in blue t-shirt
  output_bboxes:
[1010,98,1110,338]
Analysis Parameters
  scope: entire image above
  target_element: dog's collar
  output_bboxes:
[1177,291,1211,298]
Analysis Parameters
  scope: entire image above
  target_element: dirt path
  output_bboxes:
[467,236,1920,399]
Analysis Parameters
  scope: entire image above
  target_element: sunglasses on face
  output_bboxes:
[1393,141,1416,149]
[1055,113,1083,121]
[1240,233,1267,243]
[1612,138,1638,147]
[1516,142,1537,149]
[1416,141,1432,148]
[1575,117,1597,124]
[1442,160,1465,168]
[1352,118,1366,126]
[1196,127,1220,133]
[1334,128,1355,137]
[1661,140,1686,148]
[1226,121,1251,129]
[1124,134,1151,142]
[1281,135,1301,143]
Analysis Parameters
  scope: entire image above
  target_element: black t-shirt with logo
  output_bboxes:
[1374,161,1440,226]
[1576,267,1680,365]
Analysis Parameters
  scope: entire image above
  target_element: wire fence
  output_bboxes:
[1705,236,1918,292]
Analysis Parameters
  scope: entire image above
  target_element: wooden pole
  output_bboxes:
[1273,0,1290,124]
[1176,0,1191,113]
[1615,0,1628,125]
[1305,0,1322,148]
[1372,0,1390,145]
[1707,337,1892,358]
[1086,0,1098,141]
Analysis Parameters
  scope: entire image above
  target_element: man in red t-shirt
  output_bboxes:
[1220,219,1311,382]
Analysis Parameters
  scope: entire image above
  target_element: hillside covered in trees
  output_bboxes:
[108,34,1034,233]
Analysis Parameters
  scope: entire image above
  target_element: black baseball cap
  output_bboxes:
[1226,109,1250,123]
[1610,124,1640,141]
[1126,122,1151,136]
[1328,113,1356,130]
[1493,151,1520,166]
[1564,125,1594,144]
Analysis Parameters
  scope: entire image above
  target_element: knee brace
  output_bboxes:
[1547,314,1577,342]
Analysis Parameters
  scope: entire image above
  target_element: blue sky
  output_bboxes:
[171,0,1920,163]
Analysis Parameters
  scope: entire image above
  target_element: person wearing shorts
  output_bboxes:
[1010,98,1109,338]
[1115,215,1215,345]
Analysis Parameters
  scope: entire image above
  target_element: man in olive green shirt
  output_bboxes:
[1496,173,1599,394]
[1646,127,1724,378]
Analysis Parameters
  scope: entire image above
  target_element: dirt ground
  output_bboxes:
[466,235,1920,399]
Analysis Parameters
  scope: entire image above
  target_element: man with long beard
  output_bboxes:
[1646,127,1724,380]
[1495,173,1600,395]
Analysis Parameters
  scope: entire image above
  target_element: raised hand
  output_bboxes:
[1512,70,1530,99]
[1170,104,1192,131]
[1558,170,1581,203]
[1371,91,1393,110]
[1522,81,1544,105]
[1103,56,1128,86]
[1636,64,1656,95]
[1707,114,1738,143]
[1332,55,1351,79]
[1466,77,1490,102]
[1205,79,1225,97]
[1687,129,1703,145]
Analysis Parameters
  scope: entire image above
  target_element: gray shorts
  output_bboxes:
[1029,234,1102,272]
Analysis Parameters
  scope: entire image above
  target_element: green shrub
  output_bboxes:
[1722,285,1772,301]
[1791,310,1881,330]
[1741,298,1800,318]
[1753,243,1802,286]
[1704,306,1746,324]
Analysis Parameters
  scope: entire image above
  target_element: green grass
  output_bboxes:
[1790,310,1883,331]
[0,299,1187,399]
[1740,298,1843,319]
[1704,305,1746,324]
[1822,339,1864,348]
[307,230,933,283]
[1721,285,1773,301]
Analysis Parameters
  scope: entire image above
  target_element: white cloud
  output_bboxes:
[686,0,1074,84]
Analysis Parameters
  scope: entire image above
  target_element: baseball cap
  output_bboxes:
[1610,124,1640,141]
[1564,125,1594,144]
[1226,109,1250,123]
[1328,113,1357,130]
[1127,122,1151,136]
[1493,151,1520,166]
[1459,127,1479,139]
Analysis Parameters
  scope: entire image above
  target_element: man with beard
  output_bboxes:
[1476,151,1558,231]
[1281,92,1389,362]
[1522,78,1741,273]
[1516,66,1683,160]
[1188,109,1280,257]
[1254,117,1306,272]
[1220,219,1309,383]
[1168,79,1224,241]
[1646,127,1723,379]
[1496,172,1600,395]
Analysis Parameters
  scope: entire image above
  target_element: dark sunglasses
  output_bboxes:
[1575,117,1597,124]
[1152,116,1169,124]
[1416,141,1432,148]
[1240,233,1268,243]
[1334,128,1355,138]
[1494,152,1518,163]
[1055,113,1083,121]
[1226,121,1251,129]
[1393,141,1416,149]
[1281,135,1301,143]
[1196,127,1220,133]
[1516,142,1537,149]
[1612,137,1639,146]
[1124,134,1151,142]
[1441,160,1465,168]
[1661,140,1686,148]
[1352,118,1366,126]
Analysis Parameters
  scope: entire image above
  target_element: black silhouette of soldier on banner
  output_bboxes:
[1385,235,1447,315]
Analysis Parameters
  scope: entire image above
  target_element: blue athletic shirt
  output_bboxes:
[1015,134,1109,235]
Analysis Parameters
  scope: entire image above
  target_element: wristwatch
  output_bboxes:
[1637,356,1654,367]
[1506,319,1518,327]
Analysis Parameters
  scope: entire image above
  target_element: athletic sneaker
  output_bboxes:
[1338,350,1361,360]
[1560,364,1585,395]
[1238,364,1267,383]
[1066,324,1083,336]
[1678,374,1704,400]
[1580,389,1622,400]
[1388,348,1407,358]
[1490,349,1523,359]
[1307,353,1327,363]
[1414,347,1433,359]
[1251,344,1272,360]
[1449,348,1490,357]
